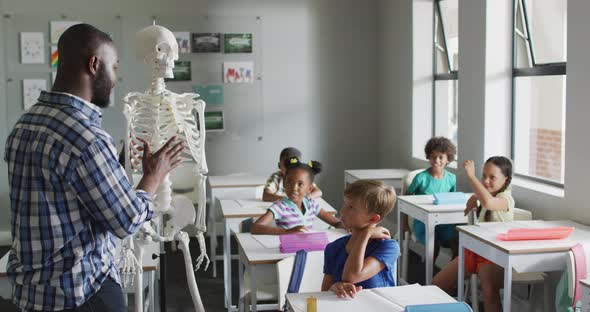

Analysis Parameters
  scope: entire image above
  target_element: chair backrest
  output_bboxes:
[401,169,424,195]
[513,207,532,221]
[402,169,424,235]
[276,250,325,308]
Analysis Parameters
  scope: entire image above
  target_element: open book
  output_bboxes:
[286,284,455,312]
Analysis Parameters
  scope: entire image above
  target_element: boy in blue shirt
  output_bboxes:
[321,180,399,298]
[407,136,458,261]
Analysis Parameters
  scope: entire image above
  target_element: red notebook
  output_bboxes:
[279,232,329,253]
[496,226,574,241]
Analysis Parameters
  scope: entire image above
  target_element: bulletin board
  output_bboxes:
[149,13,264,139]
[1,13,124,130]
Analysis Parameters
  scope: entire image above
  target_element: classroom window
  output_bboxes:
[512,0,567,185]
[433,0,458,146]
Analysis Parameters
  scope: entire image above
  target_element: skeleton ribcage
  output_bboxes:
[125,92,206,173]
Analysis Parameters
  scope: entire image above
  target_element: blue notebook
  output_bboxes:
[405,302,473,312]
[433,192,466,205]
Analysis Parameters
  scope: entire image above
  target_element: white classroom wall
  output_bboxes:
[1,0,589,235]
[0,0,380,233]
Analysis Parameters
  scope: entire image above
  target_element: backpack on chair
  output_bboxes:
[555,243,589,312]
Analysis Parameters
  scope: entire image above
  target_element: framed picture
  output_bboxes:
[223,33,253,53]
[20,32,45,64]
[166,61,191,81]
[193,84,223,106]
[23,79,47,110]
[223,62,254,84]
[204,111,224,132]
[173,32,191,54]
[50,45,58,69]
[191,33,221,53]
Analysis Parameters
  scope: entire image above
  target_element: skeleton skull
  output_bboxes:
[136,24,179,79]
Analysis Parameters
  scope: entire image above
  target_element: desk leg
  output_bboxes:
[211,190,218,279]
[397,204,402,283]
[149,270,155,312]
[249,265,258,312]
[458,234,465,302]
[425,216,435,285]
[238,257,244,312]
[503,258,513,312]
[224,219,232,310]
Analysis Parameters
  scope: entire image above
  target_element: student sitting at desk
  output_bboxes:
[321,180,400,299]
[433,156,514,312]
[252,158,342,234]
[262,147,323,202]
[407,136,459,262]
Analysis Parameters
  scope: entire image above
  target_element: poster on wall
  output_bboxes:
[165,61,191,81]
[173,32,191,54]
[223,62,254,84]
[223,33,252,53]
[191,33,221,53]
[50,21,82,44]
[193,84,223,106]
[20,32,45,64]
[50,46,59,69]
[23,79,47,110]
[204,111,224,131]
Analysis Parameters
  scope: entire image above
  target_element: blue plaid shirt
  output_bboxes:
[4,91,154,311]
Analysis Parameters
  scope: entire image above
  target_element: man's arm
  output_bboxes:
[69,137,183,238]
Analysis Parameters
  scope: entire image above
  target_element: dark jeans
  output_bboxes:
[62,277,125,312]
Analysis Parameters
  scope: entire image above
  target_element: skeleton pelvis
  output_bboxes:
[163,195,197,236]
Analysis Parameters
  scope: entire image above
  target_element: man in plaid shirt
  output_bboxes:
[4,24,184,311]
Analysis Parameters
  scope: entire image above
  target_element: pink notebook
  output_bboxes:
[279,232,330,253]
[496,226,574,241]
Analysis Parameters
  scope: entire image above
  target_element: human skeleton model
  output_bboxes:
[119,24,208,312]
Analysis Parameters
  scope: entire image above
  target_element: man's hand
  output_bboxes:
[329,282,362,299]
[136,137,184,196]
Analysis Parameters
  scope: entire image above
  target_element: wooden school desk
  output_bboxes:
[235,229,347,312]
[207,174,266,278]
[397,194,469,284]
[285,284,456,312]
[457,220,590,312]
[221,198,338,311]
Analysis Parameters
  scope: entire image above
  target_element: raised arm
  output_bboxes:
[464,160,508,212]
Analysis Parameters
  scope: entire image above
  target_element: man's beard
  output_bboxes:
[91,66,113,108]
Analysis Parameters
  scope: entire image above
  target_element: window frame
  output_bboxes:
[511,0,567,187]
[433,0,458,138]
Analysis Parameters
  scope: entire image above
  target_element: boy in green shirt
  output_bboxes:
[407,137,458,262]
